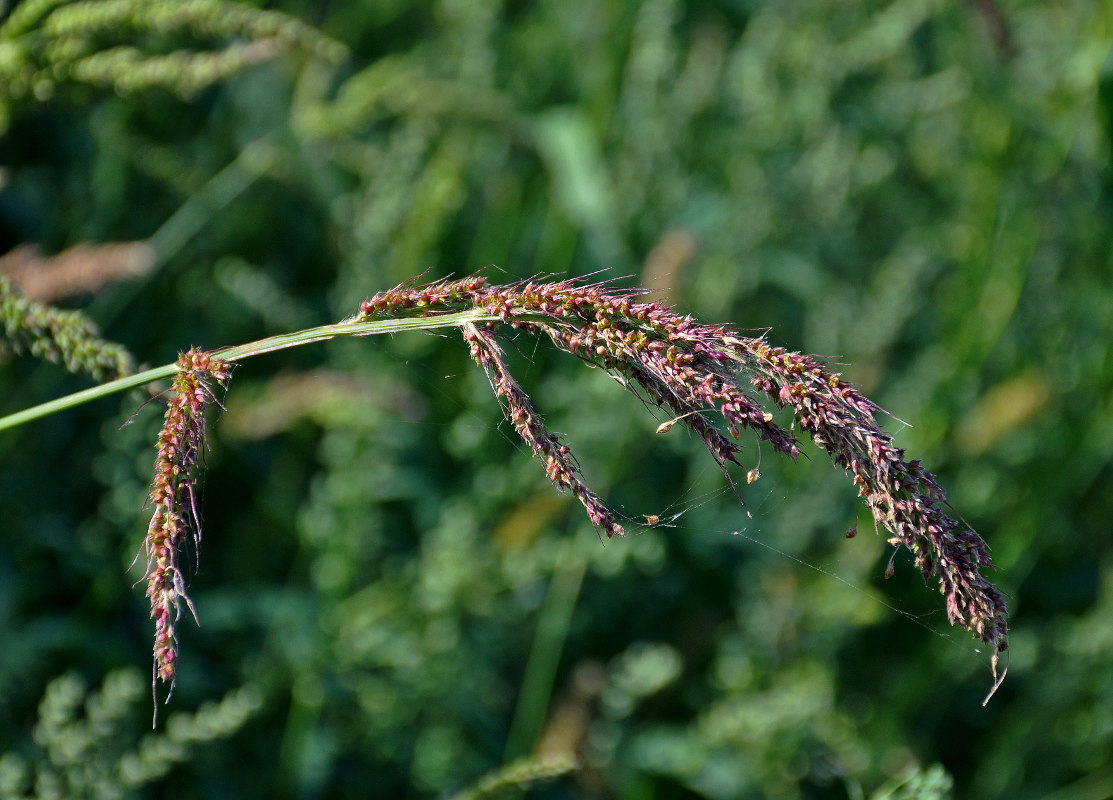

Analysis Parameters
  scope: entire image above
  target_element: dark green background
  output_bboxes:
[1,1,1111,798]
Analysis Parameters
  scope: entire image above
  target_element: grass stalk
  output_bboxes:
[0,308,497,433]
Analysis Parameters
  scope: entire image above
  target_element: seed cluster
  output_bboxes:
[143,348,230,699]
[735,338,1008,656]
[463,321,624,537]
[362,278,800,498]
[360,276,1008,659]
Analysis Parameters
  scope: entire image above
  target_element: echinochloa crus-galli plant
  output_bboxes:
[0,273,1008,717]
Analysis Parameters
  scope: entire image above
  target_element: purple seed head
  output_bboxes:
[359,276,1008,658]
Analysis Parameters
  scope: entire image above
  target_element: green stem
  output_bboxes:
[0,309,497,433]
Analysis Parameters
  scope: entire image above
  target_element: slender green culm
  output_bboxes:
[0,307,496,433]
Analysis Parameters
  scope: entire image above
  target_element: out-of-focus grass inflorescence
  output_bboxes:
[0,274,134,380]
[0,0,348,131]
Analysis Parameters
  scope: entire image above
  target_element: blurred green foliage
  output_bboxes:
[0,0,1111,798]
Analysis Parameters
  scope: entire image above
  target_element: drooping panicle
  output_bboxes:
[358,275,1009,663]
[143,348,231,699]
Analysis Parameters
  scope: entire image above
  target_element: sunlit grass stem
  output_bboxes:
[0,308,497,433]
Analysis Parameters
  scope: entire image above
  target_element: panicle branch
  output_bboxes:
[463,321,624,538]
[143,348,230,703]
[732,337,1009,661]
